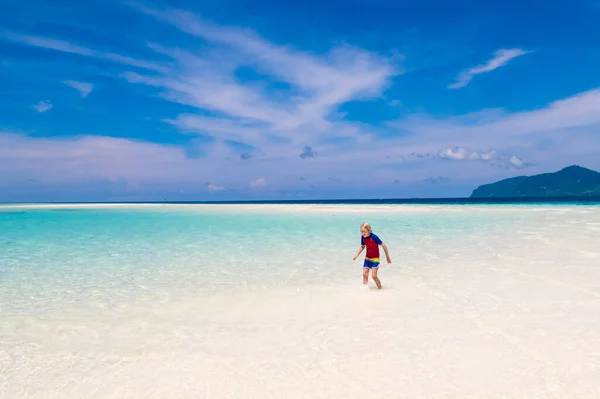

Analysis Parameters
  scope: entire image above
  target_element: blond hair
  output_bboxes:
[360,222,372,232]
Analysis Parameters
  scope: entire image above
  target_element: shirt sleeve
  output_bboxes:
[371,233,383,245]
[360,236,365,246]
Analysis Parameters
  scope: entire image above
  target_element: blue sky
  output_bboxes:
[1,0,600,201]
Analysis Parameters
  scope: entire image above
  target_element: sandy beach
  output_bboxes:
[1,203,599,398]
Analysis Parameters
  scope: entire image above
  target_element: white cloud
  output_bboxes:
[165,114,265,144]
[208,183,225,192]
[395,88,600,143]
[63,80,94,98]
[121,4,398,149]
[437,147,531,169]
[250,177,267,189]
[1,32,167,72]
[448,48,532,89]
[133,5,395,103]
[32,100,53,112]
[509,156,525,168]
[437,147,497,161]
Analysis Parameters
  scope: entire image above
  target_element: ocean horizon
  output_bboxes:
[2,202,599,398]
[3,194,600,206]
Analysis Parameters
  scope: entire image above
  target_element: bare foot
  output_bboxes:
[373,278,382,289]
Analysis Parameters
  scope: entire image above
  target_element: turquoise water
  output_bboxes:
[1,204,515,310]
[2,203,598,307]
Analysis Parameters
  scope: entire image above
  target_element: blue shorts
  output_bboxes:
[363,257,380,269]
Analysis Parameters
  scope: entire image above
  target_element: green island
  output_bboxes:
[470,165,600,198]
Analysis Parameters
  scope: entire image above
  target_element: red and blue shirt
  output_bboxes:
[361,233,383,259]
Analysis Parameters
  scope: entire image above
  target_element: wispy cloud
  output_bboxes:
[32,100,53,112]
[1,32,167,72]
[399,88,600,139]
[121,4,398,149]
[448,48,532,89]
[63,80,94,98]
[250,177,267,189]
[423,176,451,185]
[207,183,225,192]
[131,4,396,105]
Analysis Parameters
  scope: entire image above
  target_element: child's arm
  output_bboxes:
[381,242,392,263]
[353,245,364,260]
[373,234,392,263]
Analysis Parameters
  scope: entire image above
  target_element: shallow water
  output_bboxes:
[1,204,599,398]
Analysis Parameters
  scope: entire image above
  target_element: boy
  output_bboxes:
[353,222,391,289]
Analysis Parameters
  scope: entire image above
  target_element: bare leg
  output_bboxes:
[362,268,369,285]
[371,268,382,289]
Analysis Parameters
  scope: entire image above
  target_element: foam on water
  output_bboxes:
[1,204,600,398]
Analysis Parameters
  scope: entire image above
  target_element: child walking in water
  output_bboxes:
[353,222,391,289]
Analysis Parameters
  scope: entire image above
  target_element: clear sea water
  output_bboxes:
[0,202,546,306]
[1,202,600,398]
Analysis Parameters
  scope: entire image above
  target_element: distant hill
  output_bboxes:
[470,165,600,198]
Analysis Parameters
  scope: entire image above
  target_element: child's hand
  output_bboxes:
[386,256,392,263]
[352,255,357,261]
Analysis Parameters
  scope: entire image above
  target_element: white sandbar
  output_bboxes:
[1,203,599,398]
